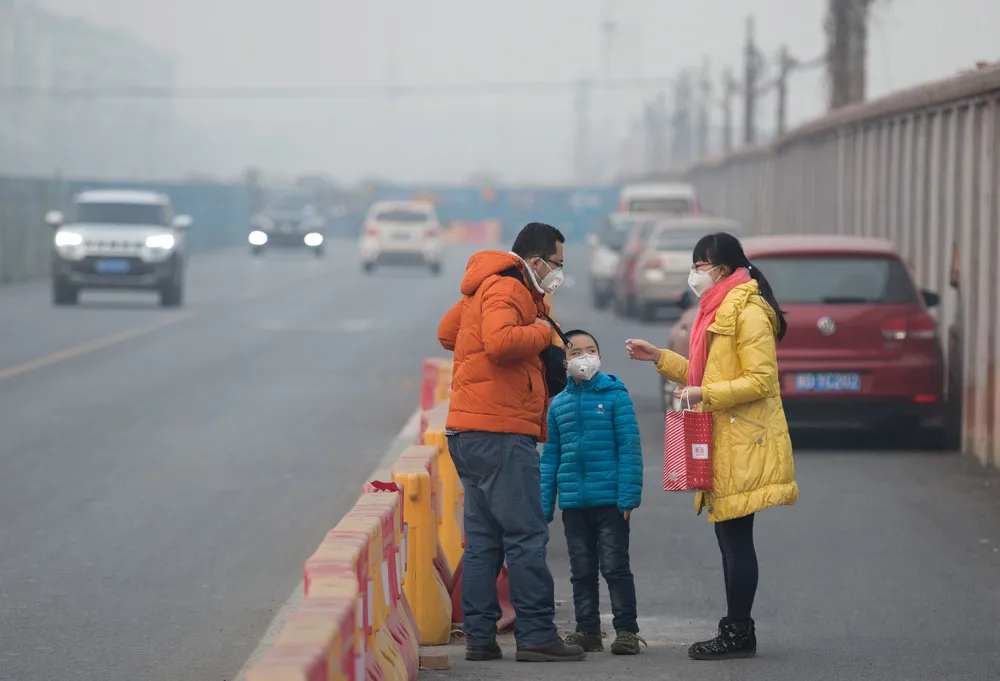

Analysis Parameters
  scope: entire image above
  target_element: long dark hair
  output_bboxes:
[693,232,788,341]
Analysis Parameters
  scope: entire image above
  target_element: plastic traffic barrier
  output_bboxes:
[348,496,417,681]
[244,642,329,681]
[390,457,452,645]
[326,515,407,681]
[272,595,358,681]
[420,418,464,575]
[304,540,371,681]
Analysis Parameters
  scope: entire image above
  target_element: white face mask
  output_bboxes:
[687,266,720,298]
[535,259,564,294]
[567,354,601,381]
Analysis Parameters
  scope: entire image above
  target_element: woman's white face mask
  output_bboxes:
[687,265,721,298]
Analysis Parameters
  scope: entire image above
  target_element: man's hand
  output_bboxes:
[535,316,552,329]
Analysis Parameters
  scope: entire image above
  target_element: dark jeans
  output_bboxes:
[447,431,558,647]
[715,513,758,620]
[562,505,638,635]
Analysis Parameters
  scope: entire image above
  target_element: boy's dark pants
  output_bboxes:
[562,505,638,634]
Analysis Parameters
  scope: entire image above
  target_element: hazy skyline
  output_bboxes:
[34,0,1000,184]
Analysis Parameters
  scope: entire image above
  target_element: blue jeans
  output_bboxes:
[447,431,558,647]
[562,505,638,634]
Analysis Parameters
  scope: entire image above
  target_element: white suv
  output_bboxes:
[47,190,192,307]
[360,200,442,275]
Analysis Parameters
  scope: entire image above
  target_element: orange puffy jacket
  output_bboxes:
[438,251,553,440]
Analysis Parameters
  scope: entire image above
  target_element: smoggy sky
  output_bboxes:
[36,0,1000,183]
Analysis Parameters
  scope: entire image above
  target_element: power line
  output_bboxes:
[0,76,680,101]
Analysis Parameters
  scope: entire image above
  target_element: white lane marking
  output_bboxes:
[233,407,423,680]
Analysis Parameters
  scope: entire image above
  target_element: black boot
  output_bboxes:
[688,617,756,660]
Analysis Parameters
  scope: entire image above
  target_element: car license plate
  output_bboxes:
[392,232,410,241]
[95,259,130,274]
[795,372,861,392]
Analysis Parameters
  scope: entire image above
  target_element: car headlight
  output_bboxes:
[145,234,175,250]
[249,230,268,246]
[54,231,83,247]
[303,232,323,247]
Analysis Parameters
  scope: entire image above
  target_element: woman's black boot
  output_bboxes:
[688,617,756,660]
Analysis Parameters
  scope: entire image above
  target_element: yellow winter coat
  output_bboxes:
[655,279,798,522]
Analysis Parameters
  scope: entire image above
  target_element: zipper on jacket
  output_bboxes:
[576,388,587,506]
[729,412,765,445]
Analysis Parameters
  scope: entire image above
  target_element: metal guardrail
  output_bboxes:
[683,63,1000,472]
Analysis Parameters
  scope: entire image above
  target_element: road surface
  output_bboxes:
[0,242,470,681]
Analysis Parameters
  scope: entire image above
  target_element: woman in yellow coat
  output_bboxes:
[626,232,798,661]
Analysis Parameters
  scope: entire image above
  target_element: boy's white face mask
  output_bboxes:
[567,354,601,381]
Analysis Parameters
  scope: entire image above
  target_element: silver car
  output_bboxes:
[632,217,743,321]
[47,190,192,307]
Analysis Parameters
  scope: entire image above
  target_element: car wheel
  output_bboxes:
[639,302,657,322]
[429,262,442,276]
[52,279,79,306]
[614,295,630,318]
[160,281,184,308]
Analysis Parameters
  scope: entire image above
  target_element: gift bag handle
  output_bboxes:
[681,387,693,412]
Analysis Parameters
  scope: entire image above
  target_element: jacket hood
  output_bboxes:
[711,279,780,338]
[460,250,532,297]
[565,371,626,394]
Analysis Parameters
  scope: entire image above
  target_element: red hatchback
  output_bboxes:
[665,235,953,446]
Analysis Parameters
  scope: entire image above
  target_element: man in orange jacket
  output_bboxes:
[438,222,585,663]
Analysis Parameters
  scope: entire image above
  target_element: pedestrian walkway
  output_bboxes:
[420,392,1000,681]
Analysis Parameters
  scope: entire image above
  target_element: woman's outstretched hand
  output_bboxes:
[625,338,662,363]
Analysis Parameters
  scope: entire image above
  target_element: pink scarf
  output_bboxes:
[686,269,752,387]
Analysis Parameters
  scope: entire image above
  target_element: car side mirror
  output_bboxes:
[45,210,64,227]
[921,290,940,308]
[678,288,696,310]
[172,215,193,230]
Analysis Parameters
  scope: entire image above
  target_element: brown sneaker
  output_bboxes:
[515,636,587,662]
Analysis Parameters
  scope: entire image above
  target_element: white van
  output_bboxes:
[618,182,699,215]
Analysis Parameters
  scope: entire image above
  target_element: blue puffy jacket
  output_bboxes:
[541,372,643,520]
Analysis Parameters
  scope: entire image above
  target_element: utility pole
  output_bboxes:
[775,45,793,136]
[574,78,592,182]
[671,70,694,168]
[742,16,759,145]
[721,67,736,154]
[849,0,871,104]
[697,57,712,160]
[827,0,852,109]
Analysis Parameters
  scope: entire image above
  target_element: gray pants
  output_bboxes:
[447,431,558,647]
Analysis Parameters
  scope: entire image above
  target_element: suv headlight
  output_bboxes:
[303,232,323,247]
[54,231,83,247]
[145,234,176,250]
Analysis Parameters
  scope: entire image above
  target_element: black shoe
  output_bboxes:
[688,617,756,660]
[466,639,503,661]
[516,636,587,662]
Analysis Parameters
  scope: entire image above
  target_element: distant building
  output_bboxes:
[0,0,176,178]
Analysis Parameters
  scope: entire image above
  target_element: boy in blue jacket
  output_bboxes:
[541,329,644,655]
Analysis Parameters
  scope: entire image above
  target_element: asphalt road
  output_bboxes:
[430,245,1000,681]
[0,241,475,681]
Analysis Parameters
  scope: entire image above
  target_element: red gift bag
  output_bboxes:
[663,392,713,492]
